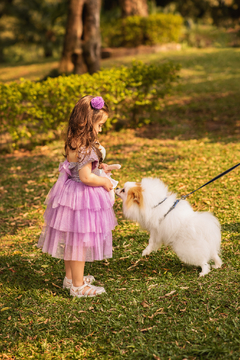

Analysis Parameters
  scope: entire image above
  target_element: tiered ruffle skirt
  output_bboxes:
[38,161,117,261]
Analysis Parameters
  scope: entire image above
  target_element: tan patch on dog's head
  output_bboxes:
[126,184,144,209]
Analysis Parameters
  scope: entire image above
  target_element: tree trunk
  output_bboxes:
[119,0,148,18]
[44,45,53,58]
[0,46,5,63]
[59,0,85,74]
[59,0,101,75]
[81,0,101,74]
[44,30,56,58]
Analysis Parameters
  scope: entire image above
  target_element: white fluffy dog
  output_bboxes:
[115,178,222,277]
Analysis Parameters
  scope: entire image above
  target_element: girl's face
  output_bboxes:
[94,113,108,134]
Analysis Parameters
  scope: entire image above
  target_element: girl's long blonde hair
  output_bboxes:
[65,95,109,162]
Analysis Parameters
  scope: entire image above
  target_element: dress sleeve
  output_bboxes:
[77,147,99,171]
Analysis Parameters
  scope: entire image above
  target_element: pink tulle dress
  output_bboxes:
[37,147,117,262]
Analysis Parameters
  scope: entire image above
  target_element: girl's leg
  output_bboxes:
[70,261,97,295]
[70,261,85,287]
[64,260,72,280]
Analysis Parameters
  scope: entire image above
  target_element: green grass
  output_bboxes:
[0,48,240,359]
[0,59,59,83]
[0,131,239,359]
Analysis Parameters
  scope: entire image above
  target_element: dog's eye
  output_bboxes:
[121,189,125,193]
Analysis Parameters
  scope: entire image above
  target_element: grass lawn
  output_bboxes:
[0,48,240,359]
[0,58,59,83]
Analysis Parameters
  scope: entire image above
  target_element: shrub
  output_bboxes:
[143,14,183,45]
[101,13,183,48]
[0,61,180,149]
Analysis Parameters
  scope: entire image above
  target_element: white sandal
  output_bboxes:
[63,275,95,289]
[70,283,106,298]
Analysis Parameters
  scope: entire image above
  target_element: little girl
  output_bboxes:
[38,95,118,297]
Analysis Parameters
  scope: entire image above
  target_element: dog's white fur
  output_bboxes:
[115,178,222,276]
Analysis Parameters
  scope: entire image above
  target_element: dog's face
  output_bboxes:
[115,178,169,226]
[115,182,144,222]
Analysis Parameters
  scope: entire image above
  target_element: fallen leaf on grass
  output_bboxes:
[1,307,10,311]
[165,290,176,297]
[127,259,141,270]
[119,256,130,260]
[140,326,155,332]
[148,284,158,290]
[13,251,22,255]
[148,308,165,319]
[141,301,149,308]
[159,290,176,299]
[84,331,95,338]
[52,283,61,289]
[153,354,161,360]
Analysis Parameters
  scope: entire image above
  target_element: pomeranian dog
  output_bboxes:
[115,178,222,277]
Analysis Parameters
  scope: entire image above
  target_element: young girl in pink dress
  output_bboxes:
[38,95,118,297]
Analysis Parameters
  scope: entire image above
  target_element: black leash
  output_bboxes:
[180,162,240,201]
[154,162,240,218]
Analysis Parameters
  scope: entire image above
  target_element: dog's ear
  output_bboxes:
[126,185,143,208]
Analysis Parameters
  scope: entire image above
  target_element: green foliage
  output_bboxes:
[101,13,183,48]
[143,13,183,45]
[0,61,180,149]
[0,0,67,63]
[173,0,240,26]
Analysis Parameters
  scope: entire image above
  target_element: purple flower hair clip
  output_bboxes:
[90,96,105,110]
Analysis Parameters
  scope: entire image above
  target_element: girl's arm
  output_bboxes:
[79,162,113,192]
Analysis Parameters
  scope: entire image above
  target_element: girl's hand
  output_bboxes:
[99,163,108,170]
[106,164,121,171]
[99,163,121,174]
[99,163,111,175]
[103,178,113,192]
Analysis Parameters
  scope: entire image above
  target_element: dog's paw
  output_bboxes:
[212,256,222,269]
[142,247,152,257]
[212,263,222,269]
[199,263,210,277]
